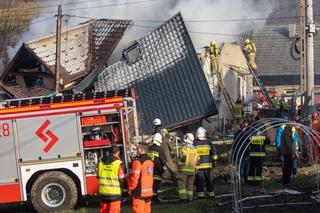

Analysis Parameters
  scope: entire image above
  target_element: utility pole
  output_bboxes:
[54,5,62,94]
[300,0,306,95]
[305,0,315,115]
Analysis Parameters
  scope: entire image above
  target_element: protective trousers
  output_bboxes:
[132,198,151,213]
[232,118,243,132]
[100,201,121,213]
[153,159,163,198]
[282,154,293,185]
[165,160,178,184]
[195,169,215,198]
[248,157,263,182]
[210,55,219,71]
[177,172,195,201]
[247,54,257,70]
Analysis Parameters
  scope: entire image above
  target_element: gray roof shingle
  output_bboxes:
[252,24,320,86]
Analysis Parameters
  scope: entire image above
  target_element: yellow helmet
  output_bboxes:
[210,40,216,46]
[244,39,251,44]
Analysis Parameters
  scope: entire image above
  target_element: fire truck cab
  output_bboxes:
[0,90,137,212]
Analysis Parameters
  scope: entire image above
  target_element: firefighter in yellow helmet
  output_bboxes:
[209,40,220,71]
[243,38,257,70]
[177,133,199,202]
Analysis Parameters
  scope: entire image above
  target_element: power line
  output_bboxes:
[67,14,317,24]
[64,0,158,12]
[0,0,159,16]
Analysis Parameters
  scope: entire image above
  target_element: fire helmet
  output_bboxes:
[183,133,195,144]
[245,38,251,44]
[312,111,319,119]
[196,127,207,140]
[153,118,161,126]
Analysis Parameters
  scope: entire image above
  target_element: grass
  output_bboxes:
[2,144,320,213]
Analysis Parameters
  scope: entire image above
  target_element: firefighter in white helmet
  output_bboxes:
[177,133,199,202]
[193,127,217,199]
[147,133,164,202]
[153,118,162,134]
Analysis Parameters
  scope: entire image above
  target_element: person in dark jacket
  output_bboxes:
[280,125,296,185]
[147,133,164,202]
[194,127,217,198]
[159,129,178,183]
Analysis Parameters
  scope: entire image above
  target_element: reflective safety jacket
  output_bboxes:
[210,44,219,57]
[148,144,161,160]
[148,144,164,181]
[249,136,266,157]
[178,144,199,174]
[98,156,124,201]
[243,42,256,56]
[193,139,217,169]
[129,155,154,198]
[233,103,244,119]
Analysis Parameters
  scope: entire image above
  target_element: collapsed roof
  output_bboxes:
[0,19,131,98]
[95,13,218,133]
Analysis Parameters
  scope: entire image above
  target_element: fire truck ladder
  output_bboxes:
[2,90,132,107]
[216,70,234,115]
[246,60,274,109]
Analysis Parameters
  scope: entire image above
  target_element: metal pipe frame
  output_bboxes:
[230,118,320,212]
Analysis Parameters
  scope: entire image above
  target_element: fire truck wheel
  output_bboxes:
[30,171,78,212]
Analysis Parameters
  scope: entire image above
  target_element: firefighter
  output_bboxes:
[209,40,220,71]
[98,146,125,213]
[194,127,217,198]
[243,38,257,70]
[177,133,199,202]
[233,97,244,132]
[147,133,164,202]
[280,125,296,185]
[153,118,162,134]
[159,128,178,183]
[129,142,154,213]
[247,133,266,185]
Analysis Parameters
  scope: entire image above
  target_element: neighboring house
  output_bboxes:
[199,43,253,128]
[94,13,218,133]
[0,19,131,98]
[251,24,320,104]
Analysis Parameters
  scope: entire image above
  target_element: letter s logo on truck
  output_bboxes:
[35,119,59,153]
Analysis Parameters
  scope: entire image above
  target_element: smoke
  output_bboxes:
[5,0,277,67]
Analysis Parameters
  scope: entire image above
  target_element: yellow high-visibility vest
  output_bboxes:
[233,104,243,118]
[178,146,199,173]
[98,159,122,196]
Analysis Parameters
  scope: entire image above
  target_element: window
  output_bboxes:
[122,41,141,65]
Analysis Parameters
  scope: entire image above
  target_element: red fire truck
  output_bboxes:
[0,90,138,212]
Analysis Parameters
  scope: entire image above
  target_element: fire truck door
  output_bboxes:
[0,120,18,183]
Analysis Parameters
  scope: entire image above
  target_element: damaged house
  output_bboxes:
[94,13,218,133]
[0,19,131,98]
[199,43,253,127]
